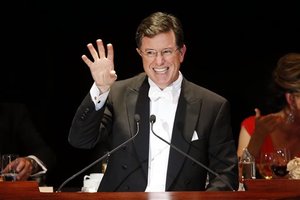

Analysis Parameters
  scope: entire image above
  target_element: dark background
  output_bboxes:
[1,0,300,189]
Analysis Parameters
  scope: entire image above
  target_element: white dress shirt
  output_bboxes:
[145,73,182,192]
[89,73,183,192]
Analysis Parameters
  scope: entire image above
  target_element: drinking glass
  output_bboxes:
[258,152,273,179]
[270,148,290,178]
[1,154,19,181]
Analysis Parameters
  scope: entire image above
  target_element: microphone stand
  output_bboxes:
[56,115,140,192]
[149,115,235,191]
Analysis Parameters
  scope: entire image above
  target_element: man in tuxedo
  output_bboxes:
[0,102,56,184]
[68,11,238,191]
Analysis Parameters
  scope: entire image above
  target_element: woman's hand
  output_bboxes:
[254,108,283,137]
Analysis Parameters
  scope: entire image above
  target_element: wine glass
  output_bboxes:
[258,152,273,179]
[1,154,19,181]
[270,148,290,178]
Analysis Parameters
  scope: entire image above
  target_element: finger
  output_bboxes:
[2,163,11,173]
[254,108,261,118]
[107,43,114,68]
[81,55,93,67]
[16,160,31,180]
[87,43,99,61]
[263,114,282,124]
[17,168,30,181]
[2,159,18,174]
[110,70,117,80]
[96,39,106,58]
[15,159,25,173]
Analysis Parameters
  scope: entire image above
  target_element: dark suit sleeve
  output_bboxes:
[68,93,106,149]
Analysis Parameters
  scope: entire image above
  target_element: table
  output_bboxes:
[1,180,300,200]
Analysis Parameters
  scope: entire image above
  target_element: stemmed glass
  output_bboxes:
[258,152,274,179]
[270,148,290,178]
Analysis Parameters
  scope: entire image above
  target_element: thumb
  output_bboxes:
[254,108,261,118]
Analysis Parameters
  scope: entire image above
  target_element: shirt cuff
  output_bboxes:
[27,155,47,177]
[90,82,109,111]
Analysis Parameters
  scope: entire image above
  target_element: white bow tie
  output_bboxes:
[148,87,173,101]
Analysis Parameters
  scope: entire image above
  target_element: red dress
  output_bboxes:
[241,116,274,154]
[242,116,300,158]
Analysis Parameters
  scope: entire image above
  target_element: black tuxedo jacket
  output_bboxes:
[69,73,238,191]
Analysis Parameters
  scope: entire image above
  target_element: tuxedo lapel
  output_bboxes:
[126,78,150,177]
[166,80,202,190]
[125,75,203,190]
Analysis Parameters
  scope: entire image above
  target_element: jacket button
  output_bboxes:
[122,164,128,169]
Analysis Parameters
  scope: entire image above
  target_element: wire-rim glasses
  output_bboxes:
[139,47,179,58]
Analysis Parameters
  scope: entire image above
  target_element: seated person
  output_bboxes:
[237,53,300,177]
[0,102,56,184]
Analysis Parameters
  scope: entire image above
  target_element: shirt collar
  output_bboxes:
[148,72,183,101]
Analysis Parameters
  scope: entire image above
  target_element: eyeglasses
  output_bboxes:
[139,47,179,58]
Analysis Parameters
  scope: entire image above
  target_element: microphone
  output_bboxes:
[56,114,141,192]
[149,114,235,191]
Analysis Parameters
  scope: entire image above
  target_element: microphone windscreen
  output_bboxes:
[134,114,140,122]
[150,115,156,123]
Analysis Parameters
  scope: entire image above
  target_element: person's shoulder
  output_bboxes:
[241,115,255,125]
[113,73,147,89]
[241,115,256,134]
[117,73,146,83]
[183,78,228,102]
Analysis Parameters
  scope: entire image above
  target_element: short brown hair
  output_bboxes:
[135,12,184,49]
